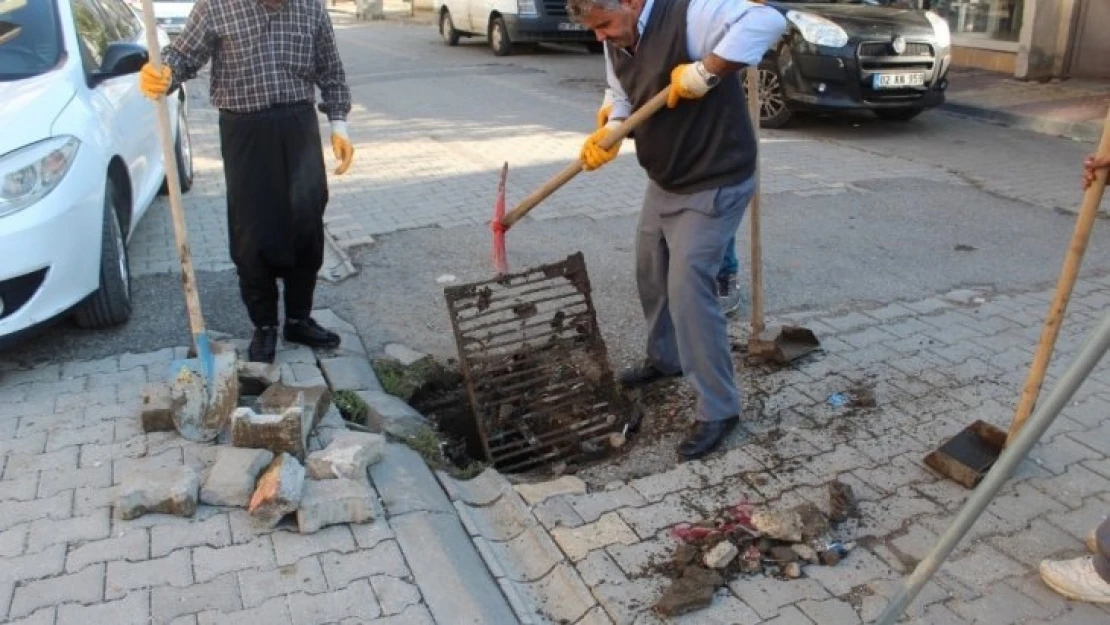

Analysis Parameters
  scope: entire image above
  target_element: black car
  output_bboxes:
[751,0,952,127]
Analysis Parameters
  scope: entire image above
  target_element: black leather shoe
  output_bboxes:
[676,416,739,460]
[618,360,681,388]
[283,317,341,349]
[249,326,278,364]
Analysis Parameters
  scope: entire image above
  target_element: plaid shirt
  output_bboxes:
[164,0,351,121]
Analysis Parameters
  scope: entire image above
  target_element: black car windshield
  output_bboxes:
[0,0,63,81]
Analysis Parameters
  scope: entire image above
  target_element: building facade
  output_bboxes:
[923,0,1109,80]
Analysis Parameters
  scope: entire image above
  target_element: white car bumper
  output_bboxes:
[0,145,105,340]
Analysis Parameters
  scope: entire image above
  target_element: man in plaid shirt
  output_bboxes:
[139,0,354,363]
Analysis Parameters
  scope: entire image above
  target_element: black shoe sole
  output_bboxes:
[282,330,341,350]
[618,371,681,389]
[676,418,739,460]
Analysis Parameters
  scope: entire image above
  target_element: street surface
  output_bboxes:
[1,9,1109,625]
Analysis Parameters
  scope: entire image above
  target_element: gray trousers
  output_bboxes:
[636,176,754,422]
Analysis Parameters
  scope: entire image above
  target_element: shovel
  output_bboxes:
[139,0,237,442]
[491,87,671,272]
[924,106,1110,489]
[743,67,820,364]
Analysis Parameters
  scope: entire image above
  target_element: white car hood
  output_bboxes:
[0,71,74,157]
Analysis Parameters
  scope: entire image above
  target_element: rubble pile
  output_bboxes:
[654,481,859,617]
[121,346,384,534]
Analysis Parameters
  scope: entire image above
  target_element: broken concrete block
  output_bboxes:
[320,356,380,392]
[296,477,374,534]
[116,466,199,520]
[248,453,305,528]
[359,390,430,440]
[653,566,722,616]
[792,543,819,564]
[200,448,274,507]
[703,541,739,570]
[238,361,280,396]
[258,383,331,433]
[784,562,803,579]
[384,343,428,367]
[231,403,312,459]
[751,509,803,543]
[140,384,175,432]
[305,432,384,481]
[170,345,240,442]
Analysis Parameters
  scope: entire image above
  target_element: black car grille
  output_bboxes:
[858,41,934,57]
[544,0,568,17]
[0,268,47,320]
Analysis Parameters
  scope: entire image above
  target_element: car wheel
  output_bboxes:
[489,16,511,57]
[745,66,792,129]
[159,104,194,195]
[586,42,603,54]
[440,10,460,46]
[873,108,923,122]
[74,179,132,329]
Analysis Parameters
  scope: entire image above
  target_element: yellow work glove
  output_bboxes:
[667,61,714,109]
[330,121,354,175]
[139,63,172,99]
[580,120,622,171]
[596,102,612,130]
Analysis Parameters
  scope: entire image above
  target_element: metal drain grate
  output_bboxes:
[443,253,634,473]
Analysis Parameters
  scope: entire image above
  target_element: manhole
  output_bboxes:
[443,252,636,473]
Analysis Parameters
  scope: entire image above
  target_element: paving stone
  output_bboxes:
[759,605,816,625]
[0,473,40,502]
[65,527,149,572]
[473,523,563,583]
[27,507,110,552]
[369,604,437,625]
[803,547,898,597]
[193,536,276,583]
[618,493,700,540]
[1030,432,1103,475]
[371,443,454,517]
[945,543,1027,590]
[607,535,681,578]
[551,512,639,562]
[501,562,596,624]
[1,491,73,532]
[271,524,356,566]
[37,461,113,498]
[384,343,429,367]
[296,477,374,533]
[948,579,1059,624]
[10,562,103,619]
[113,448,184,484]
[7,445,78,475]
[590,570,668,625]
[988,518,1086,564]
[140,383,176,433]
[231,405,313,460]
[628,464,703,503]
[438,468,513,507]
[237,556,328,609]
[151,513,232,557]
[568,485,648,523]
[286,578,381,625]
[455,491,536,543]
[197,596,292,625]
[371,574,424,616]
[46,419,114,452]
[305,431,383,480]
[1030,463,1110,509]
[247,453,304,528]
[0,544,65,585]
[360,391,430,439]
[391,510,517,624]
[152,572,243,623]
[350,510,394,549]
[0,523,27,557]
[320,356,380,391]
[319,539,408,589]
[728,574,830,620]
[796,598,861,625]
[82,436,148,469]
[534,495,586,530]
[200,447,274,507]
[116,465,199,520]
[57,589,150,625]
[106,549,192,600]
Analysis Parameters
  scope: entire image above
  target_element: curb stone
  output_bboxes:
[940,101,1101,144]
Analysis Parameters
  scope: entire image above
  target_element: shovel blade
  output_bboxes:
[749,325,821,364]
[923,420,1007,489]
[169,342,239,442]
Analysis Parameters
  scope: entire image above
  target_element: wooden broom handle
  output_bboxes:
[500,87,671,229]
[1006,107,1110,444]
[746,67,764,337]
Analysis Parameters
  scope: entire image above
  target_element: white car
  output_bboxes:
[435,0,598,57]
[0,0,193,345]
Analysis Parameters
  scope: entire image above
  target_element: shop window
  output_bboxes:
[931,0,1023,42]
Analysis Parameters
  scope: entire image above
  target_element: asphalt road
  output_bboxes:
[3,15,1107,370]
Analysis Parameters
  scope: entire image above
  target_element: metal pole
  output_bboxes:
[874,311,1110,625]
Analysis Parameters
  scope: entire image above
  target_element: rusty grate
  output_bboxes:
[443,253,634,473]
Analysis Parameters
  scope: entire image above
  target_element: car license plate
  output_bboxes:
[558,22,586,31]
[873,72,925,89]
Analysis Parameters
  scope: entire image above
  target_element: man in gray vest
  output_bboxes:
[569,0,785,459]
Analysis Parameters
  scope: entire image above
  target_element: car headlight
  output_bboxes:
[517,0,538,17]
[0,136,80,218]
[925,11,951,49]
[786,10,849,48]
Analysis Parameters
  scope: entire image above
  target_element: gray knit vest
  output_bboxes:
[609,0,756,194]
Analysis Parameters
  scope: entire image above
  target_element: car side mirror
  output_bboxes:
[93,42,148,85]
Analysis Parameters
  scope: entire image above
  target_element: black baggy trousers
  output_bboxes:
[218,102,328,328]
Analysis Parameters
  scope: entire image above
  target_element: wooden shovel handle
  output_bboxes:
[500,87,671,229]
[1006,107,1110,444]
[746,67,765,336]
